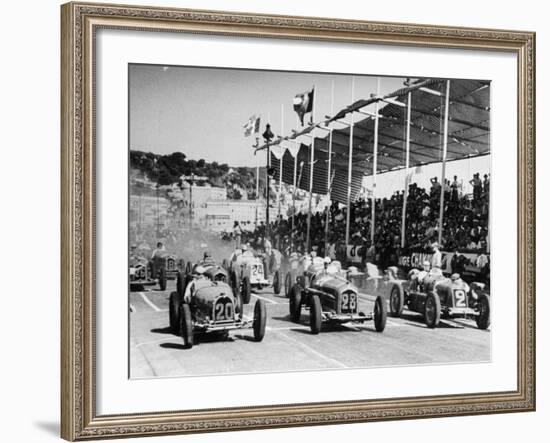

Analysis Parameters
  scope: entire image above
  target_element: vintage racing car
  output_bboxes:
[129,256,156,290]
[177,257,229,295]
[168,272,267,348]
[149,251,179,291]
[225,248,281,304]
[388,268,490,329]
[289,259,387,334]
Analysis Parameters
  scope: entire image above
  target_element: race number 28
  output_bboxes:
[341,293,357,313]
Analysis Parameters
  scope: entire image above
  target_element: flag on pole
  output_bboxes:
[271,143,286,160]
[243,115,260,137]
[293,88,314,125]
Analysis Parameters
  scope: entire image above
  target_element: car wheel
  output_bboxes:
[169,291,181,334]
[273,270,281,295]
[234,291,243,319]
[289,285,303,323]
[179,303,194,348]
[253,299,267,341]
[309,295,322,334]
[176,271,185,298]
[222,259,228,271]
[374,295,387,332]
[475,292,491,330]
[284,272,292,298]
[389,285,404,317]
[185,261,193,275]
[424,292,441,328]
[242,276,252,305]
[159,268,167,291]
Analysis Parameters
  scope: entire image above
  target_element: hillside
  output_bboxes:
[130,150,269,200]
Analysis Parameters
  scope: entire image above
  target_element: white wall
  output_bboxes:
[0,0,546,442]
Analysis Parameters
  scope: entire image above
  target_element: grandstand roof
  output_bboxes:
[263,78,490,204]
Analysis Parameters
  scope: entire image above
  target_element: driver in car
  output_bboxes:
[183,265,208,304]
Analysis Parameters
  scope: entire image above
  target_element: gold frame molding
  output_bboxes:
[61,2,536,440]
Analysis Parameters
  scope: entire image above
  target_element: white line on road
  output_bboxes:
[251,294,278,304]
[139,292,162,312]
[276,332,348,369]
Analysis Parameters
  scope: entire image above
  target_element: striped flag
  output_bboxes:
[243,115,260,137]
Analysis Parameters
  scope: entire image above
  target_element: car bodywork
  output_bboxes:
[168,277,267,348]
[388,269,491,329]
[289,262,387,334]
[225,248,281,304]
[129,256,156,290]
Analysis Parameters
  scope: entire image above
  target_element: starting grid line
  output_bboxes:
[138,292,167,312]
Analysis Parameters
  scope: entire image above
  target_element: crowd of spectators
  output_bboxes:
[240,173,490,269]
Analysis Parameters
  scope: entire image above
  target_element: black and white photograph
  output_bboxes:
[128,65,491,378]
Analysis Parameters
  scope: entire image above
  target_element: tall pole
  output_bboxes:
[370,78,381,245]
[345,77,355,248]
[306,137,315,253]
[401,91,412,248]
[438,80,451,245]
[278,104,284,219]
[291,140,298,251]
[325,79,335,255]
[266,141,271,241]
[305,85,316,253]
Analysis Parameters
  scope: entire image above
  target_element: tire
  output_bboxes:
[222,259,228,271]
[374,295,387,332]
[234,291,243,319]
[289,285,303,323]
[176,271,185,298]
[253,299,267,341]
[179,303,194,348]
[273,270,281,295]
[309,295,322,334]
[475,292,491,330]
[232,271,241,298]
[242,276,252,305]
[169,291,181,334]
[424,292,441,328]
[185,261,193,275]
[284,272,292,298]
[389,285,404,317]
[159,267,167,291]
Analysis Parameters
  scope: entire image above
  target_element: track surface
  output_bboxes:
[130,281,490,378]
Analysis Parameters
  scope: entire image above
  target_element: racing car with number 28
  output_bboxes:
[289,259,387,334]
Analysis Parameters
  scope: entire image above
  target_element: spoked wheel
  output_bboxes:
[179,303,194,348]
[424,292,441,328]
[309,295,322,334]
[273,270,281,295]
[253,299,267,341]
[176,271,186,297]
[289,285,303,323]
[475,292,491,330]
[389,285,404,317]
[284,272,292,298]
[374,295,387,332]
[158,267,167,291]
[242,276,252,304]
[169,291,181,334]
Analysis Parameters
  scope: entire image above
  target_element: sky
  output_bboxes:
[129,64,405,167]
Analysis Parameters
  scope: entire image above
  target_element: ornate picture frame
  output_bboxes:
[61,2,535,440]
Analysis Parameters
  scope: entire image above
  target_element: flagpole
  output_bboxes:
[401,91,411,248]
[292,138,298,252]
[325,79,334,255]
[306,85,315,253]
[345,77,355,248]
[370,78,380,245]
[278,104,284,220]
[255,115,260,229]
[438,80,451,246]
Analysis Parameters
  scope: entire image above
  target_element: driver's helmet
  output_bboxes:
[203,251,212,260]
[194,265,207,276]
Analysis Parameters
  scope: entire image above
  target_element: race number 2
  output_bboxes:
[454,289,467,307]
